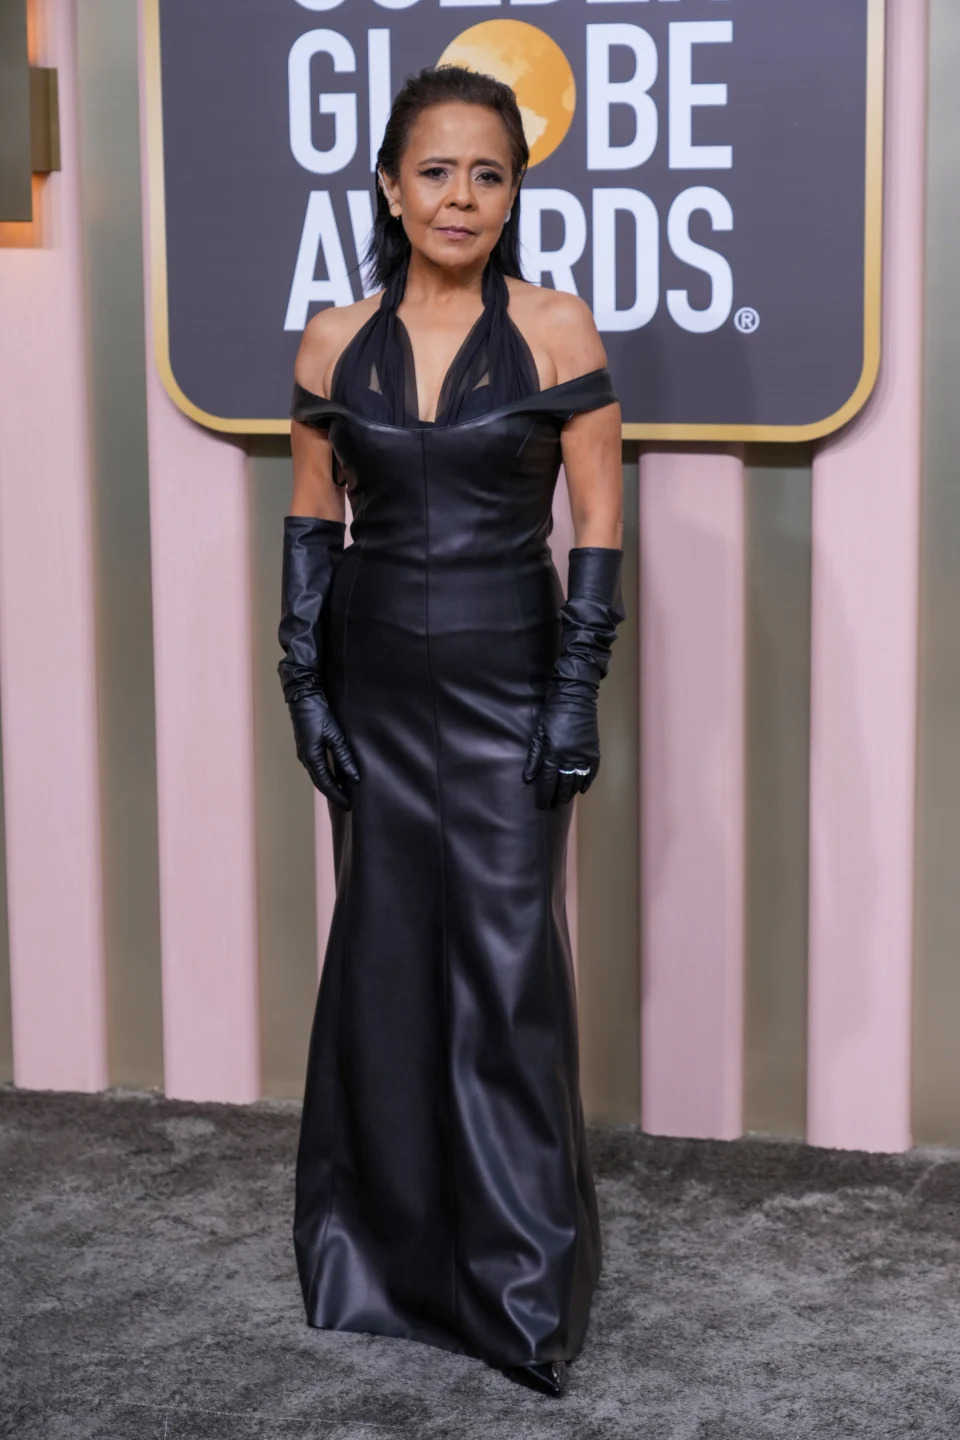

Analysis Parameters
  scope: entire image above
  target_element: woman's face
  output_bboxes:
[380,101,520,272]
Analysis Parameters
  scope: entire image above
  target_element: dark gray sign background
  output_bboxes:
[155,0,877,434]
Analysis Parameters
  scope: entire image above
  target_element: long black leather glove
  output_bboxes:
[523,546,625,810]
[278,514,360,811]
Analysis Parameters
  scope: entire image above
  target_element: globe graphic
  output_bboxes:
[437,21,576,167]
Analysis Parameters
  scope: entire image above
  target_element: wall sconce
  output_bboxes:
[0,0,60,223]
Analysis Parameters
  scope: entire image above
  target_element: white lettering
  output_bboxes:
[666,185,733,332]
[284,191,355,328]
[586,24,658,171]
[592,189,659,330]
[346,189,378,296]
[367,29,391,169]
[289,30,357,175]
[519,189,587,293]
[669,21,733,169]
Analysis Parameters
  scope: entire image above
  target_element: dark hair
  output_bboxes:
[363,64,529,290]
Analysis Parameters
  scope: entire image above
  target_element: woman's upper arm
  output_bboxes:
[289,309,346,521]
[560,401,623,549]
[290,419,344,521]
[546,294,623,550]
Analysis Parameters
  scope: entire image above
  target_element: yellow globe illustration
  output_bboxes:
[437,21,575,168]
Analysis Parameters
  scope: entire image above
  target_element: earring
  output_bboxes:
[505,208,512,221]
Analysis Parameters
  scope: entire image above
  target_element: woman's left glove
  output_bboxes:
[523,546,625,809]
[277,514,360,811]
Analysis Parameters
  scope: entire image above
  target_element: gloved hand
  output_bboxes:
[523,546,625,810]
[278,514,360,811]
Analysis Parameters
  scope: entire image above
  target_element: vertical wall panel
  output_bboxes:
[807,0,923,1153]
[578,457,640,1124]
[912,0,960,1144]
[248,443,319,1099]
[742,448,812,1140]
[639,451,745,1140]
[0,0,108,1091]
[138,2,260,1103]
[0,700,11,1084]
[76,0,163,1091]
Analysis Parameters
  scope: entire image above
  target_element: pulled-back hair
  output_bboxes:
[363,64,529,290]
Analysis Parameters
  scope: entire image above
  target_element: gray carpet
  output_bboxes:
[3,1089,960,1440]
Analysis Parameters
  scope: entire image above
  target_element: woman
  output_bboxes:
[278,64,625,1399]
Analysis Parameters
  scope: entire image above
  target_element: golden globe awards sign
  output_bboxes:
[144,0,884,440]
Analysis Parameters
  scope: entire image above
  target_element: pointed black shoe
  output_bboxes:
[497,1360,567,1397]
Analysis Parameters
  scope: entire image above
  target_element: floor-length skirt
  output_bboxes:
[293,548,602,1367]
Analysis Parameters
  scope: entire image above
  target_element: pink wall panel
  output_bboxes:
[640,452,745,1139]
[138,7,260,1103]
[807,0,926,1153]
[0,0,108,1092]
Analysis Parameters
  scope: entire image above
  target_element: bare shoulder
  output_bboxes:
[504,277,607,385]
[294,291,383,397]
[511,281,595,334]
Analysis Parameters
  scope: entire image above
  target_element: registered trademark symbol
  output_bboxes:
[735,307,760,334]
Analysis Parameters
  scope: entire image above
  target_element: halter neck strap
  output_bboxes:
[331,250,538,427]
[378,248,503,316]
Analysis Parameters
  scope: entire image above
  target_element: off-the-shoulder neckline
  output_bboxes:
[290,367,615,436]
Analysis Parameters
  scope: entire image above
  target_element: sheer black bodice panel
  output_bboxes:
[329,250,542,429]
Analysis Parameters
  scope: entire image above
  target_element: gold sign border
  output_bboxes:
[143,0,885,443]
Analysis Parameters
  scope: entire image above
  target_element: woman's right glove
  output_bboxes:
[523,546,626,809]
[277,514,360,811]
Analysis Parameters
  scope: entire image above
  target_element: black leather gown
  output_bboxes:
[290,251,618,1369]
